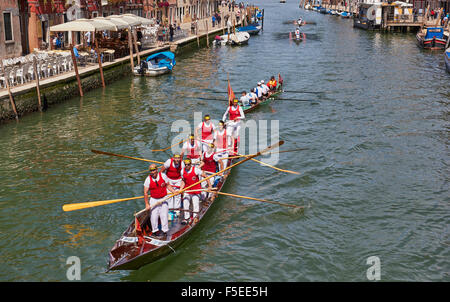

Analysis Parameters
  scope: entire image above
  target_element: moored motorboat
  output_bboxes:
[236,23,262,35]
[416,27,449,50]
[215,32,250,46]
[340,11,352,18]
[133,51,176,77]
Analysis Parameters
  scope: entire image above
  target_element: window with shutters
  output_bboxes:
[3,11,13,42]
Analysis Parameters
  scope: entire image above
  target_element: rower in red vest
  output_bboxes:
[160,154,184,220]
[213,120,232,173]
[144,164,176,239]
[181,134,202,165]
[222,99,245,155]
[180,158,212,225]
[200,143,218,174]
[200,143,221,199]
[195,114,216,152]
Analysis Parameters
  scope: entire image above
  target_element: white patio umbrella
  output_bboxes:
[50,18,116,32]
[108,15,142,27]
[94,17,129,30]
[122,14,155,26]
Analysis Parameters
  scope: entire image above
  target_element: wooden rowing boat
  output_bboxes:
[242,82,283,114]
[107,160,234,270]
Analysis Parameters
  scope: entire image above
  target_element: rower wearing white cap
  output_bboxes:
[248,88,258,105]
[260,80,269,97]
[255,82,263,99]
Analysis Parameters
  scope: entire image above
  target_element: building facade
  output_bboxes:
[1,0,23,59]
[2,0,222,59]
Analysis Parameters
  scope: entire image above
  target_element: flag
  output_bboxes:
[135,216,143,245]
[227,78,235,106]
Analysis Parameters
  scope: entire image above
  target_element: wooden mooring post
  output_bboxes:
[205,20,210,48]
[196,21,200,48]
[94,39,105,88]
[132,30,140,65]
[32,57,42,111]
[1,60,19,120]
[262,9,265,31]
[128,28,134,72]
[70,44,83,97]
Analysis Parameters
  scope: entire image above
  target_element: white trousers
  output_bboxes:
[150,197,169,233]
[215,151,229,170]
[167,178,182,210]
[183,193,200,220]
[227,120,241,138]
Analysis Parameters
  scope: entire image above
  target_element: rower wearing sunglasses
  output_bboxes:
[144,164,176,239]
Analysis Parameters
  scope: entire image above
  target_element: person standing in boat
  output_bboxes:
[222,99,245,155]
[179,158,212,225]
[199,143,220,200]
[213,120,232,173]
[144,164,176,239]
[160,154,184,220]
[195,114,216,152]
[181,134,202,165]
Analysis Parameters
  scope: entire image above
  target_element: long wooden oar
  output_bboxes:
[205,190,304,209]
[63,196,144,212]
[91,149,164,165]
[63,142,283,213]
[150,139,186,152]
[135,140,284,216]
[225,147,308,159]
[245,156,300,175]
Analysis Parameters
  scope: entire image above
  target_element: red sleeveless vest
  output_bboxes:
[202,152,216,173]
[229,105,241,121]
[187,141,201,159]
[183,167,202,194]
[216,129,228,150]
[201,122,213,141]
[148,172,167,199]
[166,158,182,180]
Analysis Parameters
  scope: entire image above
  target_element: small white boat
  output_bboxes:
[280,0,286,3]
[214,32,250,46]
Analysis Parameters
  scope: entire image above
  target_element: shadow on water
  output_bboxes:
[273,32,321,41]
[282,20,317,25]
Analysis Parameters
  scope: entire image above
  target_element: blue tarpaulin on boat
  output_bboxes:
[145,51,176,70]
[424,28,444,40]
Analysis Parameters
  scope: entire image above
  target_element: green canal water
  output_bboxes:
[1,2,449,281]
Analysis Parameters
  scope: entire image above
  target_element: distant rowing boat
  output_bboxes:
[242,75,283,113]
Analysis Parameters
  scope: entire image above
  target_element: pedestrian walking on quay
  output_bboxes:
[169,24,174,42]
